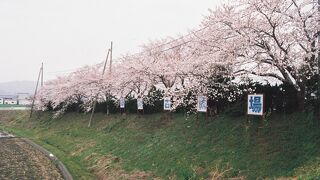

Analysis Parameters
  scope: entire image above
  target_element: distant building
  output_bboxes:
[0,93,31,105]
[0,95,18,105]
[17,93,31,105]
[3,97,18,105]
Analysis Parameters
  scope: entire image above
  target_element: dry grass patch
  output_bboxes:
[71,141,96,157]
[89,154,158,180]
[209,165,245,180]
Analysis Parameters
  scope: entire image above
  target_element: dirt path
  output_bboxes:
[0,136,64,180]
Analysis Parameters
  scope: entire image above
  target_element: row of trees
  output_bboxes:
[36,0,319,117]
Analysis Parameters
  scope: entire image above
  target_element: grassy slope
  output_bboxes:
[0,111,319,179]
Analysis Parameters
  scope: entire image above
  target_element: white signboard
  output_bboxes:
[247,94,264,116]
[163,97,172,111]
[197,96,207,112]
[137,98,143,110]
[120,98,125,109]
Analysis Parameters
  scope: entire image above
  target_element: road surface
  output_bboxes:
[0,132,64,180]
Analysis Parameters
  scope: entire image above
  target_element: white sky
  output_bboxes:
[0,0,224,82]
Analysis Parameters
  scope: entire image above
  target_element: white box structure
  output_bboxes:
[137,98,143,110]
[120,98,125,109]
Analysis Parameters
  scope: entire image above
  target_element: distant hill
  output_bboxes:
[0,81,36,95]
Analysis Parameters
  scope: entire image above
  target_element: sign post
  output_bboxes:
[197,95,208,123]
[247,94,265,125]
[120,97,125,114]
[163,97,172,120]
[137,98,144,115]
[163,97,172,111]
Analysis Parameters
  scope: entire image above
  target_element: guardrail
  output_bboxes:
[0,107,31,110]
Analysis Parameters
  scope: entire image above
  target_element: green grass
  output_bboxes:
[0,111,319,179]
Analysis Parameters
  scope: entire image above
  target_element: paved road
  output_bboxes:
[0,132,63,180]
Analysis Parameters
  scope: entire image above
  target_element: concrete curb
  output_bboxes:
[21,138,73,180]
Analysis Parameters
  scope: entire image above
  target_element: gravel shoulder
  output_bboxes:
[0,138,64,180]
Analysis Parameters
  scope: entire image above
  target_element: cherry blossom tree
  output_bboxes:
[201,0,319,111]
[36,0,318,116]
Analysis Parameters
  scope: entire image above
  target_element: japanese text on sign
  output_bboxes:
[163,97,172,111]
[247,94,264,116]
[197,96,207,112]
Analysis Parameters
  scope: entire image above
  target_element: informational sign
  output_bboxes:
[120,98,125,109]
[137,98,143,110]
[197,96,207,112]
[247,94,264,116]
[163,97,172,111]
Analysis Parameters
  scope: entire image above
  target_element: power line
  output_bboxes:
[45,26,210,77]
[115,26,209,59]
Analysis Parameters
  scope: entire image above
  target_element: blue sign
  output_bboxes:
[197,96,207,112]
[247,94,264,115]
[163,97,171,110]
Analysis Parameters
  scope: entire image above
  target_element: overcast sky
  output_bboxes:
[0,0,224,82]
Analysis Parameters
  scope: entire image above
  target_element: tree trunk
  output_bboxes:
[296,82,306,112]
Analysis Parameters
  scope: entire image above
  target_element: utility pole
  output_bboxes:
[106,41,113,115]
[41,62,44,87]
[30,63,43,119]
[109,41,113,73]
[88,45,112,127]
[317,0,320,116]
[103,49,111,75]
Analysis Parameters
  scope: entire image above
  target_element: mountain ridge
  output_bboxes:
[0,81,36,95]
